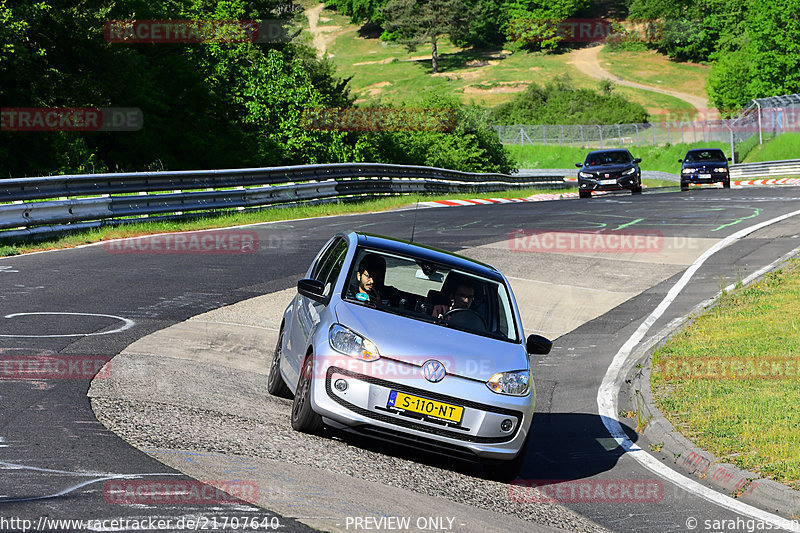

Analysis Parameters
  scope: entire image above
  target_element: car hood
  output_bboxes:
[580,163,635,174]
[333,301,528,381]
[682,161,727,170]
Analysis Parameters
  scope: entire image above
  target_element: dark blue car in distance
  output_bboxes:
[575,149,642,199]
[679,148,731,191]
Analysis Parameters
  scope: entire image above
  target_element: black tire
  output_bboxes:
[723,179,731,189]
[631,185,642,194]
[680,182,689,192]
[291,354,324,434]
[482,432,531,482]
[267,327,292,398]
[579,190,591,199]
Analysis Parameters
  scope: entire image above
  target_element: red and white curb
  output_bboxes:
[418,178,800,208]
[418,193,577,208]
[733,178,800,186]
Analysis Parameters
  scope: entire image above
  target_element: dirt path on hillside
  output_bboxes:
[306,3,339,58]
[568,44,717,119]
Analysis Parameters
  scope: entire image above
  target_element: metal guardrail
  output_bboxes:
[0,163,566,240]
[730,159,800,180]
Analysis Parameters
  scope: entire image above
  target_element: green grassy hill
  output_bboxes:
[300,2,705,119]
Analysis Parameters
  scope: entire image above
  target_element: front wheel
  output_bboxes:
[291,354,324,434]
[267,327,292,398]
[578,190,591,199]
[631,185,642,194]
[482,431,531,482]
[723,179,731,189]
[680,182,689,192]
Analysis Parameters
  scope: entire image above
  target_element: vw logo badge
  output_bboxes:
[422,360,446,383]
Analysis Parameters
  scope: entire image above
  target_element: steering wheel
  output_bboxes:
[442,308,486,331]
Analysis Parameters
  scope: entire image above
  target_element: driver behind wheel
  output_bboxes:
[432,281,475,319]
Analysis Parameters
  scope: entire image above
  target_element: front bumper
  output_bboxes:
[579,174,639,191]
[308,353,534,460]
[681,171,729,185]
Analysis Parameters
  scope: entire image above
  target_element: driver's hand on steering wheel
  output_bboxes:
[432,303,450,318]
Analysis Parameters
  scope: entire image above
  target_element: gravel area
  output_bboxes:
[92,390,607,532]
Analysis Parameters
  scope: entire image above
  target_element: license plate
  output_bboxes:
[387,391,464,423]
[599,179,617,185]
[699,173,711,179]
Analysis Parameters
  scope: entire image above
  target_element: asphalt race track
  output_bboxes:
[2,186,800,533]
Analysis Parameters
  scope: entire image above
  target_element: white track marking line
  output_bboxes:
[0,312,135,337]
[598,207,800,531]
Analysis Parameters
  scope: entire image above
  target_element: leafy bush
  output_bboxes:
[492,75,650,125]
[358,95,517,174]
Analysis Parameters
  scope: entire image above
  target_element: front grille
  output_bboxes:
[325,366,522,444]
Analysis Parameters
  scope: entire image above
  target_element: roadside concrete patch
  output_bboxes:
[143,449,569,533]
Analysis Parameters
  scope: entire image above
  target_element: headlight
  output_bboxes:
[579,172,594,179]
[329,324,380,361]
[682,168,698,174]
[486,370,530,396]
[622,167,636,175]
[713,167,728,173]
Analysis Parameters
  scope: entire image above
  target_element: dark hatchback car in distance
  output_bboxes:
[679,148,731,191]
[576,149,642,199]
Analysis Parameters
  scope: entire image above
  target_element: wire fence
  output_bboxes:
[496,93,800,163]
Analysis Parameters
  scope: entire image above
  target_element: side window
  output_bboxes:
[312,238,348,297]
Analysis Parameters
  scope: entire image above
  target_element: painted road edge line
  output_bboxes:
[628,243,800,516]
[598,208,800,531]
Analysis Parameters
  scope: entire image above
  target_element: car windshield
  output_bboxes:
[585,151,632,166]
[684,150,727,162]
[342,248,519,342]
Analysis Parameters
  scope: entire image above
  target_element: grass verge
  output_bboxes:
[741,133,800,164]
[651,260,800,490]
[0,187,570,256]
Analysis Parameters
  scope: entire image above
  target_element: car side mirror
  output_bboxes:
[727,157,731,161]
[575,163,583,168]
[678,159,683,163]
[526,334,552,355]
[298,278,328,304]
[633,158,642,164]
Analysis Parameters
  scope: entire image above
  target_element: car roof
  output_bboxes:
[344,231,504,281]
[586,149,632,155]
[685,148,725,154]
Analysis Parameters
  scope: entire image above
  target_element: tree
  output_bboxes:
[707,0,800,113]
[380,0,466,74]
[504,0,591,51]
[627,0,746,61]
